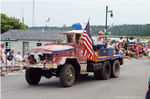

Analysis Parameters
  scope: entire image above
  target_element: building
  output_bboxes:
[1,30,63,57]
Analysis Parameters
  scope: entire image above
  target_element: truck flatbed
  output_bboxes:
[93,55,124,62]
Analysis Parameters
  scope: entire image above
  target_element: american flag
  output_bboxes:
[45,18,50,22]
[108,23,114,30]
[85,20,94,44]
[81,31,94,60]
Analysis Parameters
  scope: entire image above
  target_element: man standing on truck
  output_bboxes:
[95,30,105,44]
[94,30,107,49]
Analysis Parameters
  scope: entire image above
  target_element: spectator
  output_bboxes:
[137,43,143,59]
[141,44,145,57]
[130,47,138,58]
[15,51,23,73]
[107,41,115,48]
[106,42,112,48]
[125,47,132,60]
[123,41,128,50]
[6,49,14,74]
[119,48,126,56]
[0,44,6,76]
[146,77,150,99]
[133,42,137,51]
[115,42,120,55]
[146,43,150,59]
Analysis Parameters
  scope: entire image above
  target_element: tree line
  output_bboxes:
[29,24,150,36]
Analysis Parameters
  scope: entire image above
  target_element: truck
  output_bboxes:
[22,30,124,87]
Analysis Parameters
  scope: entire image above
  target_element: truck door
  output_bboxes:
[75,45,87,63]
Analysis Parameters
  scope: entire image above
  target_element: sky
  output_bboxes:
[1,0,150,27]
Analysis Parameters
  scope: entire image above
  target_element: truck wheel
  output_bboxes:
[111,60,120,78]
[25,69,41,85]
[59,64,75,87]
[100,61,111,80]
[94,61,111,80]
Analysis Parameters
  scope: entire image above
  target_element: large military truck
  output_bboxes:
[22,30,124,87]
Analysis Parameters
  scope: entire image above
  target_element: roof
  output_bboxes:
[60,30,84,34]
[1,30,64,41]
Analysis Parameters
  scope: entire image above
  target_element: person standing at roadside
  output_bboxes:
[146,77,150,99]
[15,51,23,73]
[146,43,150,59]
[0,44,5,76]
[6,49,14,74]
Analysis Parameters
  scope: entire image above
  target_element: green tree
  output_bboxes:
[1,13,28,34]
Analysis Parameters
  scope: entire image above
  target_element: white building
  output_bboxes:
[1,30,63,57]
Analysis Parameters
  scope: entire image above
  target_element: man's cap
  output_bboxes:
[98,30,104,35]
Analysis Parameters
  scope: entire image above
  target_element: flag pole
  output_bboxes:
[49,17,50,30]
[83,18,90,30]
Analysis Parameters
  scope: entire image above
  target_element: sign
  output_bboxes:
[1,38,18,41]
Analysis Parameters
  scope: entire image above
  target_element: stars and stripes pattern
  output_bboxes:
[81,31,94,59]
[108,23,114,30]
[45,18,50,22]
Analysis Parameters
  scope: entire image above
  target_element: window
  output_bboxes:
[37,43,42,46]
[5,42,11,49]
[67,34,73,43]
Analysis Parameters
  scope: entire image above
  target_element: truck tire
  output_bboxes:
[100,61,111,80]
[59,64,75,87]
[25,69,41,85]
[94,61,111,80]
[111,60,120,78]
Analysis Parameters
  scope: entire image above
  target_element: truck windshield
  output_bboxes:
[60,33,81,44]
[66,34,73,43]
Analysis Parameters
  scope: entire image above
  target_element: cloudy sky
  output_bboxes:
[1,0,150,27]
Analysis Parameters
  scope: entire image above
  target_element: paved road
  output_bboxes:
[1,57,150,99]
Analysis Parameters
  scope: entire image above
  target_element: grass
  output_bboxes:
[107,35,150,40]
[140,36,150,39]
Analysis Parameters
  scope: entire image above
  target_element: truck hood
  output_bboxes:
[29,44,74,54]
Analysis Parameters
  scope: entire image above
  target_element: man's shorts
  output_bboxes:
[0,62,5,67]
[6,60,13,67]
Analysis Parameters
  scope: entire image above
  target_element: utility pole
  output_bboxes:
[105,6,108,35]
[33,0,35,27]
[105,5,113,36]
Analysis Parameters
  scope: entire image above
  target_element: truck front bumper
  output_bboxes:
[21,62,58,69]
